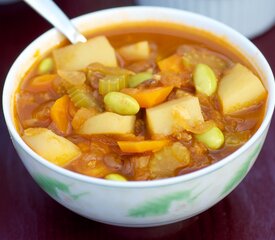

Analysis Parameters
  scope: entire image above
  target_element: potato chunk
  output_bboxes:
[78,112,136,135]
[23,128,81,166]
[118,41,150,61]
[218,64,267,114]
[53,36,117,71]
[146,96,204,136]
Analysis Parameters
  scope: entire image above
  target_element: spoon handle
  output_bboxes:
[24,0,87,44]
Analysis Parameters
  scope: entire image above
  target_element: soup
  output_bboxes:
[15,22,267,181]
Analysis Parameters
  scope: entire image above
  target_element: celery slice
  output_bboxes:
[99,75,128,95]
[128,72,153,88]
[66,84,99,109]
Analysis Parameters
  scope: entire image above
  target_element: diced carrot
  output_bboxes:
[117,140,169,153]
[68,100,78,118]
[121,86,173,108]
[112,134,145,141]
[50,95,70,134]
[25,74,57,93]
[158,55,185,73]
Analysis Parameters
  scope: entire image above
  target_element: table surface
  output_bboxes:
[0,1,274,239]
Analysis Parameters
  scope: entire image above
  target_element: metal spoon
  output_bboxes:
[23,0,87,44]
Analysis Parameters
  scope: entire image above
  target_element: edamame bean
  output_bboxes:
[128,72,153,88]
[193,63,217,96]
[195,126,224,150]
[104,92,140,115]
[38,57,54,74]
[105,173,127,181]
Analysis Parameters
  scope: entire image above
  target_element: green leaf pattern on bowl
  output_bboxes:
[33,174,86,200]
[128,187,204,217]
[220,142,262,196]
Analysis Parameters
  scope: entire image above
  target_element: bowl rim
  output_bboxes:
[3,6,275,188]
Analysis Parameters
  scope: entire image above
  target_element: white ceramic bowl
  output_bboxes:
[137,0,275,38]
[3,7,275,227]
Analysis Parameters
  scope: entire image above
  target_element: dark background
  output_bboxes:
[0,1,274,239]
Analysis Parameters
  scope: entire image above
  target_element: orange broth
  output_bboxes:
[14,22,267,181]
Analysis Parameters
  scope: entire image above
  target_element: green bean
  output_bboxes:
[128,72,153,88]
[193,63,217,96]
[105,173,127,181]
[104,92,140,115]
[38,57,54,74]
[195,126,224,150]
